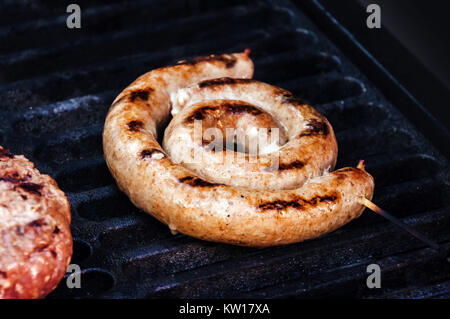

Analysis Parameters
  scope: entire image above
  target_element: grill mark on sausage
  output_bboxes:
[300,119,329,137]
[337,168,356,173]
[198,77,250,88]
[224,103,262,115]
[281,93,308,105]
[178,176,222,187]
[128,120,144,132]
[129,88,153,102]
[0,148,14,158]
[185,106,217,122]
[278,160,305,170]
[177,54,237,68]
[140,149,163,159]
[258,194,338,211]
[185,102,263,123]
[19,182,43,196]
[111,88,153,107]
[28,219,47,228]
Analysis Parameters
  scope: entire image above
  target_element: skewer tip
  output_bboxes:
[357,159,365,170]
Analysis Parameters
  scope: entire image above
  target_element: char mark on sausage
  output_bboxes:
[300,119,330,137]
[258,194,338,211]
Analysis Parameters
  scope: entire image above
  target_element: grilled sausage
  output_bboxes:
[0,146,72,298]
[103,51,374,247]
[164,78,338,190]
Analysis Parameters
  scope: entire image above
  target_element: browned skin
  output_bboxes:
[166,78,338,190]
[183,99,287,151]
[103,51,375,247]
[0,146,72,299]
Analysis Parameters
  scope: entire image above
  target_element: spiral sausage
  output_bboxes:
[103,51,374,247]
[165,78,338,190]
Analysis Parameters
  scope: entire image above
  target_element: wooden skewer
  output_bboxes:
[361,198,440,250]
[356,159,440,250]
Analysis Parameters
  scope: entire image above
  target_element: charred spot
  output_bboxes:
[140,149,163,159]
[224,103,262,115]
[319,195,338,203]
[185,106,218,122]
[0,173,42,195]
[300,119,329,137]
[177,54,237,68]
[128,120,144,132]
[185,103,262,124]
[336,168,356,173]
[178,176,221,187]
[19,182,43,196]
[0,172,38,195]
[258,194,338,211]
[50,250,57,258]
[258,200,303,211]
[0,148,14,158]
[0,271,6,279]
[53,226,60,234]
[278,160,305,170]
[198,77,249,88]
[38,245,49,252]
[129,88,152,102]
[0,175,27,184]
[29,219,47,228]
[281,93,308,105]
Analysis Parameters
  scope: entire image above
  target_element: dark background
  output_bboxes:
[316,0,450,134]
[359,0,450,90]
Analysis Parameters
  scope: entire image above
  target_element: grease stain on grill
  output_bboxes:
[178,176,222,187]
[258,194,338,211]
[177,54,237,68]
[300,119,329,137]
[127,120,143,132]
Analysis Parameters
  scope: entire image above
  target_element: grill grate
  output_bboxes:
[0,0,449,299]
